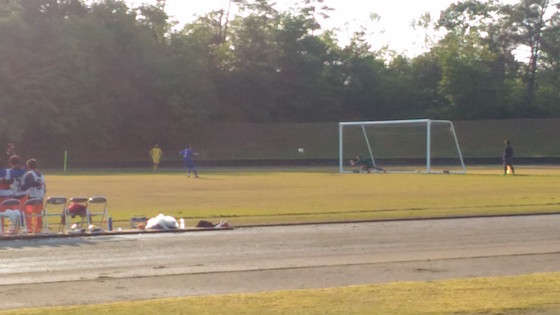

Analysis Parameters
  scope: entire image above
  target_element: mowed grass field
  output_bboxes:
[5,166,560,315]
[3,272,560,315]
[43,166,560,228]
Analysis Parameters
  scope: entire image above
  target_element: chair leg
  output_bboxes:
[36,215,42,233]
[58,213,65,232]
[25,215,32,233]
[65,212,71,231]
[42,211,51,234]
[19,212,25,234]
[58,220,64,232]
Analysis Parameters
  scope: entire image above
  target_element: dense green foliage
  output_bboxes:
[1,0,560,162]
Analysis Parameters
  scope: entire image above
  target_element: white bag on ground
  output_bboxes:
[146,214,178,230]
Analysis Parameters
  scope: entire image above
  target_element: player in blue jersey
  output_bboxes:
[179,145,199,178]
[503,139,515,175]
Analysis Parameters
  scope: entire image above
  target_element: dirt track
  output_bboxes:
[1,214,560,310]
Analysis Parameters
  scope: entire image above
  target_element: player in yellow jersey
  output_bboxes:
[149,144,163,171]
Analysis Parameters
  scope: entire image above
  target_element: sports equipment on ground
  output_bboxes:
[338,119,466,174]
[298,148,304,153]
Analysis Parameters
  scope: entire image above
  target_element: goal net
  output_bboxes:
[338,119,466,174]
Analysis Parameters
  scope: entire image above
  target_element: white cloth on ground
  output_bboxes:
[145,214,178,230]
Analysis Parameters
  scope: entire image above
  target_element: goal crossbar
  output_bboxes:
[338,119,466,173]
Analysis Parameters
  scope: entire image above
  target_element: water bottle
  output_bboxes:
[179,218,185,229]
[108,217,113,231]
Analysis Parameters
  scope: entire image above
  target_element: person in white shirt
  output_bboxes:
[20,159,46,233]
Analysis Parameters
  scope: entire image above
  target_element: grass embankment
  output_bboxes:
[44,167,560,228]
[2,272,560,315]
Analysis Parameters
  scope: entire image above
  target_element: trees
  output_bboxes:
[500,0,560,109]
[434,0,514,118]
[268,3,342,122]
[4,0,560,164]
[501,0,546,106]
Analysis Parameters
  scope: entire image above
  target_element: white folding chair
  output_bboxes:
[65,197,89,231]
[86,196,109,231]
[43,196,68,233]
[0,211,7,235]
[0,198,10,235]
[0,199,23,235]
[22,198,44,234]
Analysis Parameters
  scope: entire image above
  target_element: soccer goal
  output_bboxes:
[339,119,466,174]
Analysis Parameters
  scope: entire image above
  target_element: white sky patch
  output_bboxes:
[125,0,521,57]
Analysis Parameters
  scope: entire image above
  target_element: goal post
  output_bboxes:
[338,119,466,174]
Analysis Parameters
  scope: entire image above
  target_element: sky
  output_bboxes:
[127,0,519,57]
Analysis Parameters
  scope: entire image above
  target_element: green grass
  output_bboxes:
[44,166,560,229]
[2,272,560,315]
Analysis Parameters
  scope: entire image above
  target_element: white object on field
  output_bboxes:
[146,214,178,230]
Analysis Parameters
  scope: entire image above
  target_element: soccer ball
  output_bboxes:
[298,148,304,153]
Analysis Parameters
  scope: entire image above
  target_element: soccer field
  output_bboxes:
[43,165,560,230]
[3,166,560,315]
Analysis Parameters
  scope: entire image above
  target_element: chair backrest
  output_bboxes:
[1,198,20,210]
[24,198,44,207]
[88,196,107,204]
[46,196,67,205]
[69,197,88,204]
